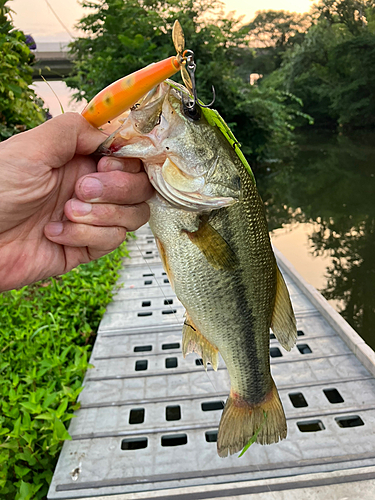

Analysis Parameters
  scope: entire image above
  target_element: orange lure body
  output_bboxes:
[81,56,181,128]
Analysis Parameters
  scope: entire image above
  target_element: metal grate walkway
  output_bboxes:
[48,225,375,499]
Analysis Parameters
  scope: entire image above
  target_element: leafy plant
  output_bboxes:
[0,244,129,499]
[0,0,46,140]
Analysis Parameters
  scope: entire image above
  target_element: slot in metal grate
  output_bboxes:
[135,360,148,371]
[166,405,181,421]
[297,344,313,354]
[202,401,225,412]
[324,388,344,404]
[129,408,145,425]
[205,431,218,443]
[161,434,188,447]
[289,392,308,408]
[335,415,364,428]
[162,343,180,350]
[297,420,325,432]
[121,437,148,450]
[165,357,178,369]
[270,347,283,358]
[133,345,152,352]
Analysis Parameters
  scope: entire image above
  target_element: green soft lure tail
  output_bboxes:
[200,106,256,185]
[166,80,255,185]
[238,411,268,458]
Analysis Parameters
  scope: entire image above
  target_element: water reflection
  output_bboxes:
[258,131,375,351]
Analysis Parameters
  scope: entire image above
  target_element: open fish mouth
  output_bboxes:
[98,81,241,212]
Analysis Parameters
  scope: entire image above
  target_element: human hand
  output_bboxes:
[0,112,154,292]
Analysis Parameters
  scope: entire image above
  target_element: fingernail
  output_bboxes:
[45,222,63,236]
[103,158,124,171]
[71,199,92,216]
[81,177,103,199]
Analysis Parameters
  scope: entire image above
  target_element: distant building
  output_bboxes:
[250,73,262,85]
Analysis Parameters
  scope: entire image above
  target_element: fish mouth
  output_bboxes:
[98,81,240,211]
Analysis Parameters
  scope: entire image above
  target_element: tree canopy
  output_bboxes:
[260,0,375,128]
[244,10,311,76]
[246,10,310,49]
[64,0,375,149]
[0,0,45,140]
[317,0,375,34]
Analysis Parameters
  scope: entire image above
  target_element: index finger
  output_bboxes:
[97,156,143,174]
[76,170,154,205]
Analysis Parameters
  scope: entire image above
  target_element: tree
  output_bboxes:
[263,1,375,129]
[328,32,375,127]
[67,0,308,164]
[0,0,46,140]
[246,10,311,49]
[245,10,312,76]
[316,0,375,35]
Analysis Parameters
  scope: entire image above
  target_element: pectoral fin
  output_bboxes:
[184,221,237,271]
[182,315,219,371]
[270,266,297,351]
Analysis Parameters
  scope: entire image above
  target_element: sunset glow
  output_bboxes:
[13,0,315,42]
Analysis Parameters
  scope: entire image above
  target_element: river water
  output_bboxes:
[33,82,375,351]
[258,131,375,351]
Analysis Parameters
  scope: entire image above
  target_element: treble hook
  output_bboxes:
[183,50,216,109]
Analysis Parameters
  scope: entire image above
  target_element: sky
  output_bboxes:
[12,0,315,43]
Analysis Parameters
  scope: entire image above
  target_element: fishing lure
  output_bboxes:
[81,55,182,128]
[81,20,194,128]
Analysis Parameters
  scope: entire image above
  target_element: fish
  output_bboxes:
[98,81,297,457]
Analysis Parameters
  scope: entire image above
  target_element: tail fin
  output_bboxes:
[217,380,287,457]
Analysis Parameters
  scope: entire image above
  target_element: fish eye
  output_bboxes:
[182,102,201,121]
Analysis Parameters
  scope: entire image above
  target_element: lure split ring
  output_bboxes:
[181,49,216,110]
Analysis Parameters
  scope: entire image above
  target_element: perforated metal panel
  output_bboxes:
[48,225,375,499]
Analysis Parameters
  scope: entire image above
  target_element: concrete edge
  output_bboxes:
[273,246,375,378]
[68,465,375,500]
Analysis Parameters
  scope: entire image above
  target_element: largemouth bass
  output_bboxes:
[99,82,297,457]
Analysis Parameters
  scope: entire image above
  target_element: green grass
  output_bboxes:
[0,243,129,499]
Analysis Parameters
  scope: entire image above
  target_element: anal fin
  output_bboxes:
[182,315,219,371]
[271,265,297,351]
